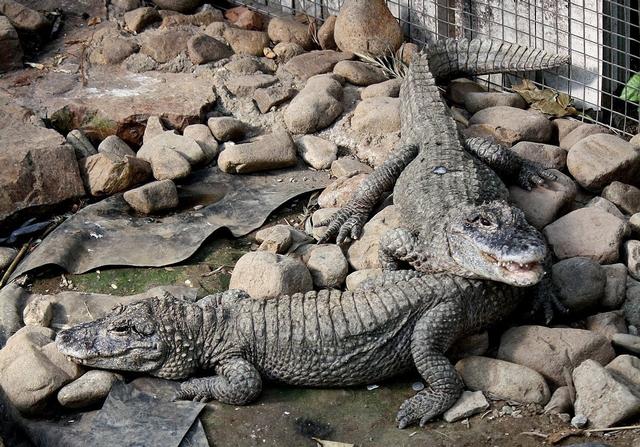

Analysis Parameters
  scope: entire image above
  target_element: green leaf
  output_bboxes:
[621,73,640,103]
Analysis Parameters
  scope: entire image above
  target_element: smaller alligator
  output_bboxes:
[58,272,527,429]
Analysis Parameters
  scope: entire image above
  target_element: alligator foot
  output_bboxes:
[517,160,557,191]
[317,207,369,244]
[530,276,569,323]
[396,391,445,428]
[175,377,216,402]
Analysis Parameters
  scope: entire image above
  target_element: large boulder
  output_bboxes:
[218,131,297,174]
[467,106,553,146]
[267,16,314,50]
[551,257,606,313]
[284,74,344,134]
[283,50,353,81]
[79,153,152,197]
[351,97,401,135]
[347,205,402,270]
[140,28,196,64]
[0,16,22,73]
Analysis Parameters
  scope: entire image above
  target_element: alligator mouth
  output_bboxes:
[481,252,543,283]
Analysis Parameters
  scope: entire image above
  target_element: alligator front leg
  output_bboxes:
[464,138,556,190]
[176,357,262,405]
[379,228,433,271]
[318,144,419,244]
[397,301,464,428]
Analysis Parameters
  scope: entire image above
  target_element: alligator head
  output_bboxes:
[56,295,203,379]
[446,200,546,286]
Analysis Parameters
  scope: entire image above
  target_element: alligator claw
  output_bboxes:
[396,392,439,429]
[318,207,368,244]
[531,277,569,324]
[518,162,557,191]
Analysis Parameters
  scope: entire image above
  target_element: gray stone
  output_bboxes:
[560,123,612,151]
[182,124,218,162]
[113,0,142,12]
[464,92,527,114]
[347,205,401,270]
[272,42,305,63]
[612,333,640,355]
[361,78,402,99]
[318,15,337,50]
[22,297,53,327]
[625,278,640,327]
[571,414,588,429]
[331,157,372,177]
[602,181,640,215]
[221,27,270,57]
[98,135,136,158]
[138,131,208,166]
[447,78,486,105]
[311,207,340,241]
[543,208,627,263]
[123,180,179,214]
[229,251,313,299]
[333,60,388,86]
[124,6,160,33]
[207,117,248,142]
[57,370,121,409]
[255,225,310,254]
[552,118,582,142]
[510,142,567,171]
[468,106,554,146]
[586,311,627,340]
[0,247,17,271]
[0,0,49,33]
[187,33,233,65]
[143,116,165,143]
[508,169,576,229]
[544,386,572,414]
[224,54,275,75]
[306,244,349,289]
[136,145,191,181]
[253,85,297,114]
[586,197,625,220]
[351,97,401,135]
[551,257,606,313]
[283,50,353,81]
[66,129,97,159]
[267,16,314,50]
[318,173,368,209]
[225,74,278,97]
[218,131,297,174]
[345,268,382,290]
[567,134,640,191]
[296,135,338,170]
[573,359,640,428]
[498,325,616,386]
[284,74,344,134]
[443,391,490,423]
[0,16,21,73]
[627,240,640,281]
[455,356,550,404]
[601,263,628,310]
[606,354,640,389]
[80,153,152,196]
[631,213,640,235]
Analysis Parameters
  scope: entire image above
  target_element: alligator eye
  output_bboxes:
[479,217,492,227]
[109,324,129,335]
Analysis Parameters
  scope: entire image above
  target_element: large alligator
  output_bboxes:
[56,38,569,429]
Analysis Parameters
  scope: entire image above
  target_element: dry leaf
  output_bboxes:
[512,80,577,117]
[312,438,354,447]
[263,47,276,59]
[25,62,45,70]
[87,16,102,26]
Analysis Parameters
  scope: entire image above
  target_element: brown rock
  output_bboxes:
[552,118,582,142]
[207,116,248,142]
[586,196,625,220]
[80,153,152,196]
[221,27,269,57]
[182,123,218,161]
[267,16,314,50]
[318,173,368,209]
[361,78,402,99]
[225,73,278,97]
[151,0,202,13]
[272,42,305,63]
[447,78,486,105]
[161,9,223,28]
[123,179,179,214]
[560,123,612,150]
[253,84,297,114]
[0,0,49,33]
[187,33,232,65]
[224,6,263,30]
[347,205,401,270]
[140,28,195,63]
[318,15,337,50]
[284,74,344,134]
[98,135,136,158]
[57,370,120,409]
[464,92,527,114]
[602,181,640,215]
[333,60,388,86]
[397,42,419,66]
[0,16,22,73]
[138,131,208,166]
[283,50,353,81]
[90,30,140,65]
[351,97,401,134]
[218,131,297,174]
[510,142,567,171]
[468,106,554,146]
[625,240,640,281]
[124,7,161,33]
[331,157,372,177]
[586,311,628,340]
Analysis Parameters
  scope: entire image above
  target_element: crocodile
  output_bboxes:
[58,273,523,429]
[320,37,569,295]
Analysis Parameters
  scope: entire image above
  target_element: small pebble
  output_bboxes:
[411,382,425,391]
[571,414,588,428]
[366,384,379,391]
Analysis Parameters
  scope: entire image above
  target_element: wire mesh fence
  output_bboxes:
[227,0,640,136]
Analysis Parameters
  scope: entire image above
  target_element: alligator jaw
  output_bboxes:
[481,251,544,285]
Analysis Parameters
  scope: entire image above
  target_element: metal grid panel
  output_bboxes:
[229,0,640,136]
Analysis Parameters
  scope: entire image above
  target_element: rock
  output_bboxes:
[0,247,17,271]
[560,124,612,150]
[22,297,53,327]
[551,257,606,313]
[140,28,196,63]
[632,214,640,235]
[207,117,248,142]
[218,131,297,174]
[586,311,627,340]
[267,16,314,50]
[296,135,338,170]
[187,34,232,65]
[224,6,263,31]
[89,30,140,66]
[464,92,527,114]
[553,118,583,142]
[182,124,218,162]
[124,6,161,32]
[98,135,136,158]
[498,326,616,386]
[567,134,640,191]
[161,9,223,28]
[229,251,313,299]
[151,0,202,13]
[57,370,121,409]
[468,106,553,146]
[113,0,142,12]
[510,142,567,171]
[612,333,640,354]
[626,240,640,281]
[544,386,572,414]
[351,97,401,134]
[455,356,550,404]
[144,116,165,143]
[625,278,640,327]
[606,355,640,388]
[448,332,490,362]
[311,207,340,240]
[601,264,628,310]
[318,173,368,209]
[361,78,402,99]
[0,0,49,33]
[225,73,278,97]
[447,79,486,104]
[253,85,297,114]
[509,169,576,229]
[284,74,344,134]
[345,268,382,290]
[123,180,179,214]
[586,197,625,220]
[255,225,310,254]
[543,208,626,263]
[272,42,305,63]
[571,414,588,429]
[283,50,353,81]
[138,131,208,166]
[333,60,388,86]
[66,129,97,159]
[0,95,85,229]
[318,15,337,50]
[221,27,270,57]
[443,391,490,423]
[306,244,348,288]
[602,181,640,215]
[136,146,191,181]
[573,359,640,428]
[331,157,372,178]
[80,153,152,196]
[334,0,402,57]
[347,205,401,270]
[224,54,275,75]
[0,16,22,72]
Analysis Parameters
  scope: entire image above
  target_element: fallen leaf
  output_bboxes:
[87,16,102,26]
[312,438,354,447]
[512,80,577,117]
[263,47,276,59]
[25,62,45,70]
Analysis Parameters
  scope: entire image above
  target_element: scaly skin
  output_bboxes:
[56,274,523,429]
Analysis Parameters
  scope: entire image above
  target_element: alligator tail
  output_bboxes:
[425,38,570,81]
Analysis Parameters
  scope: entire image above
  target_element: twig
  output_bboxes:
[519,431,548,439]
[587,424,640,433]
[0,240,31,287]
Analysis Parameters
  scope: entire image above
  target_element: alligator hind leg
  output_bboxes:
[318,144,419,244]
[379,228,431,271]
[397,302,464,429]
